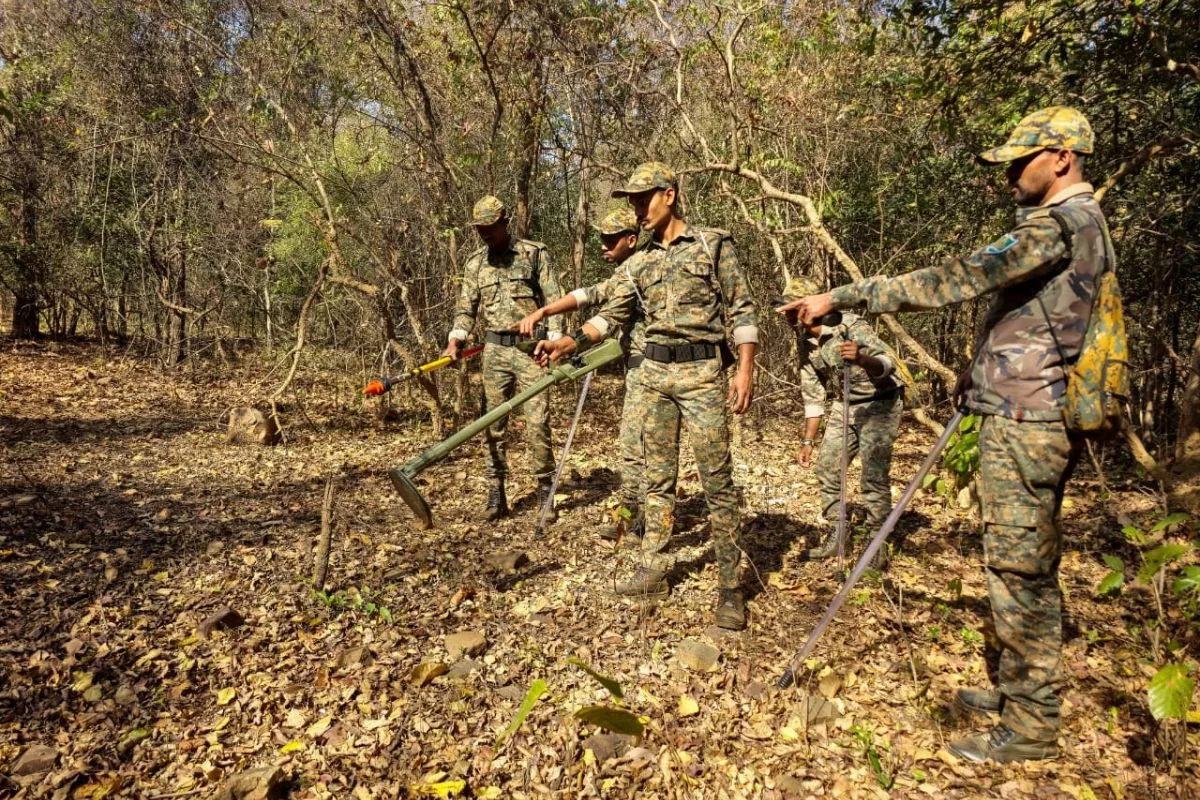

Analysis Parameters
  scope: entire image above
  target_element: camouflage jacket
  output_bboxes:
[592,225,759,348]
[570,262,646,355]
[797,312,901,418]
[829,183,1105,420]
[449,237,564,341]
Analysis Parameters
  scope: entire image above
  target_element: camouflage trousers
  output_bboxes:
[638,357,740,589]
[816,393,903,526]
[979,414,1078,742]
[481,343,554,481]
[615,360,647,512]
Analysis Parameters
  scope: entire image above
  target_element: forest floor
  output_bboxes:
[1,340,1196,800]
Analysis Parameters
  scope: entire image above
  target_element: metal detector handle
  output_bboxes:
[778,409,966,689]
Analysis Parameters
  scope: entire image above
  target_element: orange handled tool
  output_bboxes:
[363,343,485,395]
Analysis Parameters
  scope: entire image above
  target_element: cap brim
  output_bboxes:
[977,144,1045,164]
[472,216,504,227]
[611,185,664,199]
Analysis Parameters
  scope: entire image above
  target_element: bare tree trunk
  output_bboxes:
[166,242,188,366]
[1177,323,1200,461]
[11,183,41,339]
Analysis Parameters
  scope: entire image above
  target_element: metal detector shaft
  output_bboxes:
[389,338,623,529]
[778,410,966,689]
[535,371,594,537]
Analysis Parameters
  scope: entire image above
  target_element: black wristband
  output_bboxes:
[801,438,815,446]
[572,328,593,351]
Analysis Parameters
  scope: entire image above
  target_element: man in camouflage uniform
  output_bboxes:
[782,108,1104,762]
[539,163,758,630]
[443,196,564,521]
[779,276,904,566]
[514,207,648,541]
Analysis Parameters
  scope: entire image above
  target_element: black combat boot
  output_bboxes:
[948,724,1058,763]
[955,687,1002,716]
[612,566,669,598]
[536,479,558,524]
[715,588,747,630]
[478,480,508,522]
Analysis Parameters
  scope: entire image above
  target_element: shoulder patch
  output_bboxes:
[984,233,1020,256]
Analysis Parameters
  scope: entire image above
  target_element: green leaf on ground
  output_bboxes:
[495,679,547,747]
[568,657,624,700]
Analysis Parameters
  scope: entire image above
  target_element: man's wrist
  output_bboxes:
[571,328,592,351]
[801,438,815,447]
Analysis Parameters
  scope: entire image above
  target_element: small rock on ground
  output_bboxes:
[675,639,720,672]
[215,765,287,800]
[485,550,528,572]
[582,733,635,763]
[12,744,58,776]
[447,659,482,680]
[198,606,245,638]
[444,629,487,660]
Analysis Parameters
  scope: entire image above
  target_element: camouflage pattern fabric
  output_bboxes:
[797,313,903,410]
[570,262,648,513]
[615,364,647,513]
[815,390,903,527]
[826,170,1105,742]
[636,357,741,588]
[583,208,758,587]
[611,161,677,197]
[978,106,1094,164]
[595,207,639,236]
[471,195,506,226]
[481,343,555,481]
[449,234,563,482]
[830,184,1103,421]
[450,237,565,340]
[595,225,758,348]
[978,415,1077,741]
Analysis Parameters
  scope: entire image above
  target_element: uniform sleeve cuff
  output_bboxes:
[732,325,759,346]
[804,403,826,418]
[546,331,563,341]
[875,354,896,377]
[585,315,610,337]
[448,329,469,343]
[569,288,590,307]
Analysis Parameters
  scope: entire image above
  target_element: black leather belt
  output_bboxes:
[644,342,717,364]
[627,354,645,370]
[848,386,901,406]
[485,331,522,347]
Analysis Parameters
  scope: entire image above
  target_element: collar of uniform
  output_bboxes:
[1041,182,1094,208]
[649,223,699,250]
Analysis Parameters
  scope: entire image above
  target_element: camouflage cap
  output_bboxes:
[780,275,820,301]
[978,107,1094,164]
[471,195,507,226]
[611,161,677,198]
[594,207,639,236]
